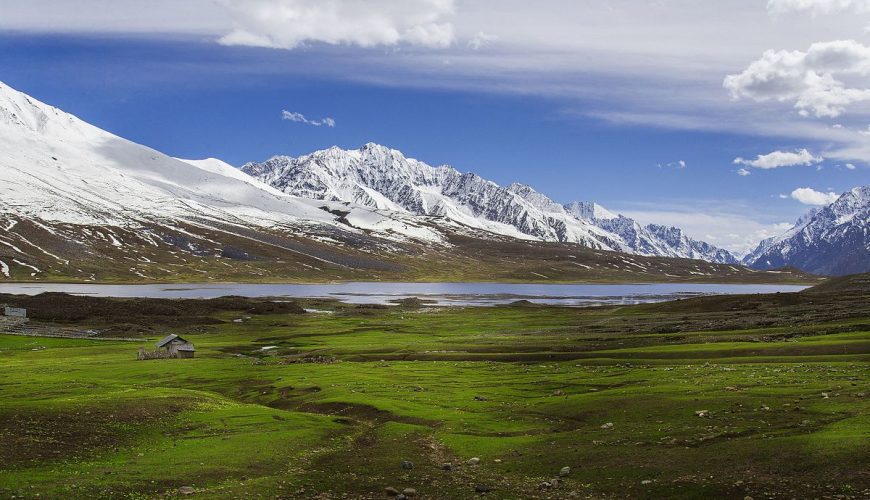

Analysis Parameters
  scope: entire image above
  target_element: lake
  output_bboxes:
[0,282,810,306]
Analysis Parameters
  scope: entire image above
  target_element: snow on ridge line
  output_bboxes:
[0,81,448,245]
[242,143,739,264]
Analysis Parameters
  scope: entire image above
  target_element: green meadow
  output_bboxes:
[1,280,868,499]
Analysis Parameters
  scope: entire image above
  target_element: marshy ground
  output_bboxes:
[0,275,868,499]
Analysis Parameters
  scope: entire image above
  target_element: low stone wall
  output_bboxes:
[137,349,176,360]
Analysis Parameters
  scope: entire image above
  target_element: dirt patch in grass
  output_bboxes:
[0,398,193,467]
[295,402,439,427]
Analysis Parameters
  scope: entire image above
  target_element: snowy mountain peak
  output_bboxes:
[0,82,454,250]
[243,144,739,264]
[744,185,869,275]
[0,80,93,137]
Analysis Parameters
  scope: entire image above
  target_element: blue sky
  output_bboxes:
[1,0,868,255]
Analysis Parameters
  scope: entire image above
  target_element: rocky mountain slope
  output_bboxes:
[242,144,738,264]
[743,186,869,276]
[0,81,807,283]
[0,81,468,281]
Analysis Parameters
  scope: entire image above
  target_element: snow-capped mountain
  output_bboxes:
[241,144,618,247]
[743,187,870,276]
[0,81,462,280]
[0,81,808,283]
[242,144,738,264]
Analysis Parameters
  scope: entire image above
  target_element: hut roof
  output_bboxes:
[177,344,196,352]
[156,334,188,348]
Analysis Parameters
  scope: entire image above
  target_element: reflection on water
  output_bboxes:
[0,282,809,306]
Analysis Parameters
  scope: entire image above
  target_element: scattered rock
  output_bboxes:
[474,395,488,401]
[550,478,560,488]
[475,485,492,493]
[385,487,400,497]
[760,405,770,411]
[467,457,480,466]
[695,410,710,417]
[401,460,414,470]
[440,462,453,471]
[601,422,614,430]
[821,392,829,399]
[552,389,565,396]
[178,486,195,496]
[641,479,653,485]
[402,488,417,498]
[559,466,571,477]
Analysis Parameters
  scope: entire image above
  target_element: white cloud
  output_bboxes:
[846,162,858,168]
[768,0,870,15]
[737,168,752,176]
[658,160,687,169]
[724,40,870,118]
[790,186,840,204]
[217,0,455,49]
[618,207,798,257]
[5,2,870,164]
[733,148,823,169]
[468,31,498,50]
[282,110,336,127]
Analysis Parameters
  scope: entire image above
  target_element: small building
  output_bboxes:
[3,306,27,318]
[155,334,196,358]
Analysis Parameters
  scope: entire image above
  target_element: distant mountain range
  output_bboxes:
[743,186,870,276]
[0,80,862,281]
[241,144,739,264]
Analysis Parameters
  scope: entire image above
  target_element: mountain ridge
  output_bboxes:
[743,186,870,276]
[242,143,739,264]
[0,81,821,283]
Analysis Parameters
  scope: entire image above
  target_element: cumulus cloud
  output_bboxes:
[767,0,870,15]
[217,0,455,49]
[282,110,335,127]
[737,168,752,176]
[733,148,823,169]
[790,186,840,204]
[724,40,870,118]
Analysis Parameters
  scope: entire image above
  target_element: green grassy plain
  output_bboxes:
[0,280,868,499]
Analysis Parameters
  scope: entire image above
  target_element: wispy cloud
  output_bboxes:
[282,110,336,127]
[790,186,840,205]
[467,31,497,50]
[733,149,822,169]
[618,205,794,257]
[4,0,870,164]
[657,160,687,169]
[767,0,870,15]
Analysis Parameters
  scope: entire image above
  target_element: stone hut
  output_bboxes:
[155,334,196,358]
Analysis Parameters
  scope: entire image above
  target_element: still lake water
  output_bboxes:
[0,282,809,307]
